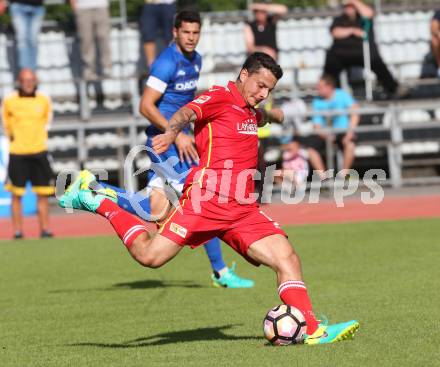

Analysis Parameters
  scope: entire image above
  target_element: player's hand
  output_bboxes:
[273,107,284,124]
[152,133,174,155]
[175,132,199,164]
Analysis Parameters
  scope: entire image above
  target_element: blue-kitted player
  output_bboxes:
[91,10,254,288]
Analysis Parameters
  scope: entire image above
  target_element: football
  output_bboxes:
[263,304,307,345]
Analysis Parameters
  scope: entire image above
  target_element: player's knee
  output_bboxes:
[130,238,165,269]
[275,245,302,274]
[283,250,301,269]
[134,253,164,269]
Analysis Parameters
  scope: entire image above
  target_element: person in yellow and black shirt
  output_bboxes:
[2,68,54,239]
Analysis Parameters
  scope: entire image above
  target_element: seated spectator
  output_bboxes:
[307,74,359,179]
[70,0,112,81]
[140,0,176,68]
[276,141,309,190]
[2,69,54,239]
[247,0,286,197]
[0,0,45,70]
[275,98,310,188]
[430,9,440,78]
[324,0,402,98]
[244,1,287,61]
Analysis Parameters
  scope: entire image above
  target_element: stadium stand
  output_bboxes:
[0,7,436,113]
[1,1,440,191]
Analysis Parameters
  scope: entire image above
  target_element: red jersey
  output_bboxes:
[159,81,287,258]
[185,81,262,200]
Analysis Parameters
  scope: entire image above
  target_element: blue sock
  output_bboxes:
[98,182,152,221]
[204,237,226,272]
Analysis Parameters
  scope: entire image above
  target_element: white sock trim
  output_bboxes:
[123,225,146,244]
[278,280,306,295]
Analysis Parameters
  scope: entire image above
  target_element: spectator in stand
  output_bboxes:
[244,1,288,61]
[324,0,404,98]
[0,0,45,70]
[275,98,310,189]
[70,0,112,81]
[307,74,359,179]
[430,9,440,78]
[244,2,287,200]
[2,69,54,239]
[140,0,176,68]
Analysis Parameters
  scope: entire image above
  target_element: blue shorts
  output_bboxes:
[140,3,176,44]
[145,134,195,194]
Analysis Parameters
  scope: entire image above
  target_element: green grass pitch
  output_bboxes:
[1,219,439,367]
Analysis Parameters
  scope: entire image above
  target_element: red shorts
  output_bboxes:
[158,185,287,266]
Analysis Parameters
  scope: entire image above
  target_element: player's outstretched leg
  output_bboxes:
[206,237,254,288]
[97,182,156,220]
[247,234,360,345]
[60,179,182,268]
[69,170,255,288]
[65,170,158,221]
[68,170,175,223]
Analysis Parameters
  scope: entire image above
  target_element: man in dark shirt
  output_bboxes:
[244,2,287,201]
[324,0,400,97]
[244,2,287,61]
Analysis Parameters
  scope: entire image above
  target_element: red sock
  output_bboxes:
[278,280,319,335]
[96,199,147,248]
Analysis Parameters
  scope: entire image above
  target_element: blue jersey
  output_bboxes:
[144,42,202,191]
[145,42,202,136]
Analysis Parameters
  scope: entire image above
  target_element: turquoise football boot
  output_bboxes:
[304,320,360,345]
[58,172,83,210]
[59,171,116,212]
[78,170,117,200]
[78,169,98,190]
[211,263,255,288]
[77,189,116,213]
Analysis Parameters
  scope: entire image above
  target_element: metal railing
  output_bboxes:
[0,102,439,193]
[281,101,440,187]
[0,101,429,191]
[0,5,436,119]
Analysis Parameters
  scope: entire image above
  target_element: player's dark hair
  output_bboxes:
[241,52,283,80]
[174,10,202,29]
[320,73,336,88]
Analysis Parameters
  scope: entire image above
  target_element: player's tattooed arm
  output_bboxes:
[152,107,198,157]
[257,107,284,127]
[171,107,199,163]
[168,107,197,137]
